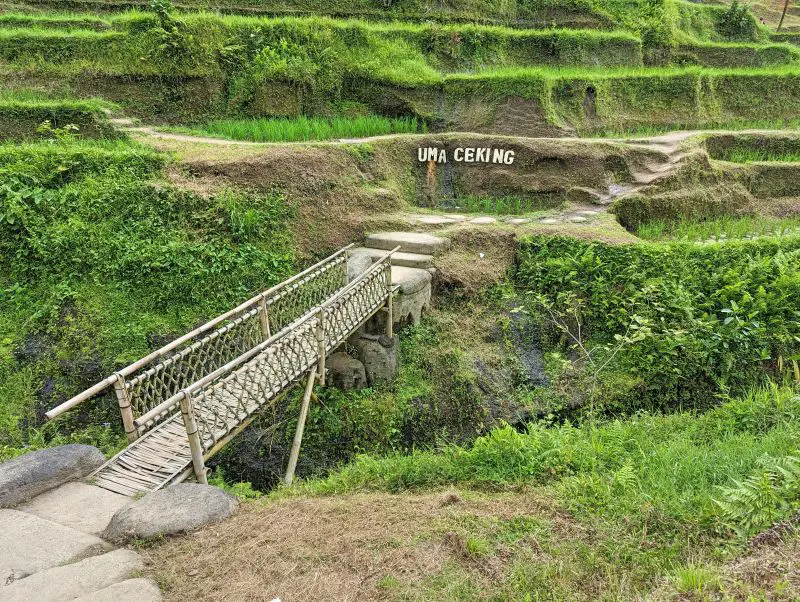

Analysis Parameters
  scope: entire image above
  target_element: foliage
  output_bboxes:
[716,453,800,538]
[515,234,800,412]
[166,115,425,142]
[294,384,800,540]
[636,215,800,242]
[0,140,295,454]
[716,0,759,42]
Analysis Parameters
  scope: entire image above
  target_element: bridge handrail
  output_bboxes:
[45,245,353,425]
[183,248,398,453]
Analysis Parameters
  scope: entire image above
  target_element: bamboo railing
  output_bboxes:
[46,246,353,440]
[89,250,398,495]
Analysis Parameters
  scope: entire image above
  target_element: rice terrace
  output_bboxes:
[2,0,800,599]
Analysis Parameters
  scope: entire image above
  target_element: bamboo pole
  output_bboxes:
[385,261,394,338]
[179,392,208,485]
[284,367,317,486]
[316,308,326,385]
[259,295,271,340]
[113,373,138,443]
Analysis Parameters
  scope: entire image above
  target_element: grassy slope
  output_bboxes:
[144,385,800,600]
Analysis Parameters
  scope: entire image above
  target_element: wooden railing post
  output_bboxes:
[343,249,350,286]
[385,261,393,338]
[113,373,138,443]
[284,366,317,486]
[259,295,271,340]
[316,307,326,385]
[179,391,208,485]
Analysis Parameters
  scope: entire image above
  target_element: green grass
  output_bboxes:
[589,119,800,137]
[163,115,426,143]
[636,215,800,241]
[446,196,547,215]
[292,384,800,539]
[718,148,800,162]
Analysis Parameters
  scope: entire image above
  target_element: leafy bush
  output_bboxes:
[716,0,759,42]
[515,235,800,412]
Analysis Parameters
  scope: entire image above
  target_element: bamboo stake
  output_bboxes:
[316,307,326,385]
[113,373,138,443]
[259,295,271,340]
[284,367,317,486]
[385,261,394,338]
[179,392,208,485]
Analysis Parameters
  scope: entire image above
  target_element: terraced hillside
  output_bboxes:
[1,0,800,135]
[2,0,800,601]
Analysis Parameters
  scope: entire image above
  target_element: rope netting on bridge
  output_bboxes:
[45,246,397,496]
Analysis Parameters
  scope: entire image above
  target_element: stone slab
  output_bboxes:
[470,216,497,224]
[365,231,450,255]
[0,509,109,584]
[103,483,237,543]
[74,578,162,601]
[350,247,433,269]
[19,482,130,535]
[391,265,432,295]
[1,549,143,601]
[0,444,105,508]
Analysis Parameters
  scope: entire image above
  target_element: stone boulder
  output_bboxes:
[326,352,367,391]
[0,444,105,508]
[102,483,237,543]
[350,334,399,385]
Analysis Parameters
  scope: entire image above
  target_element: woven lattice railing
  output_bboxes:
[182,254,393,455]
[46,246,352,438]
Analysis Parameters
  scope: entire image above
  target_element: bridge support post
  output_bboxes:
[113,373,138,443]
[385,262,393,339]
[259,295,271,340]
[179,391,208,485]
[316,308,326,385]
[284,367,317,486]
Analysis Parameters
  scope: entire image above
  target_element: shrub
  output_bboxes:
[515,235,800,411]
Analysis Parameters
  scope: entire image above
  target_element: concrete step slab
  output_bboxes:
[365,231,450,255]
[0,509,109,583]
[349,247,433,269]
[75,577,162,601]
[19,482,130,536]
[391,265,432,295]
[1,549,143,601]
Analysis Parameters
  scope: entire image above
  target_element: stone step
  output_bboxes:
[365,231,450,255]
[391,265,432,295]
[0,509,110,584]
[75,577,162,601]
[1,549,144,602]
[19,482,130,536]
[350,247,434,269]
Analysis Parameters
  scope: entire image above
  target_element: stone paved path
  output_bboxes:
[1,482,162,600]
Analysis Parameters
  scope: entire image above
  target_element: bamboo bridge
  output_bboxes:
[45,244,411,495]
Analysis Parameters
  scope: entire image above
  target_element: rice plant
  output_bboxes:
[166,115,425,143]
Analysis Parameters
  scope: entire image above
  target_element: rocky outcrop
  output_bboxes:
[0,444,105,508]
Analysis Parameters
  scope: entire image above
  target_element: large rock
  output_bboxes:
[350,334,399,386]
[326,352,367,391]
[1,549,143,601]
[0,444,105,508]
[0,509,110,584]
[102,483,237,543]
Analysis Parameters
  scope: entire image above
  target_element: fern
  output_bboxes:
[715,453,800,538]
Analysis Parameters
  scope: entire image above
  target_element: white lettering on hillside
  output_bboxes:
[418,147,515,165]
